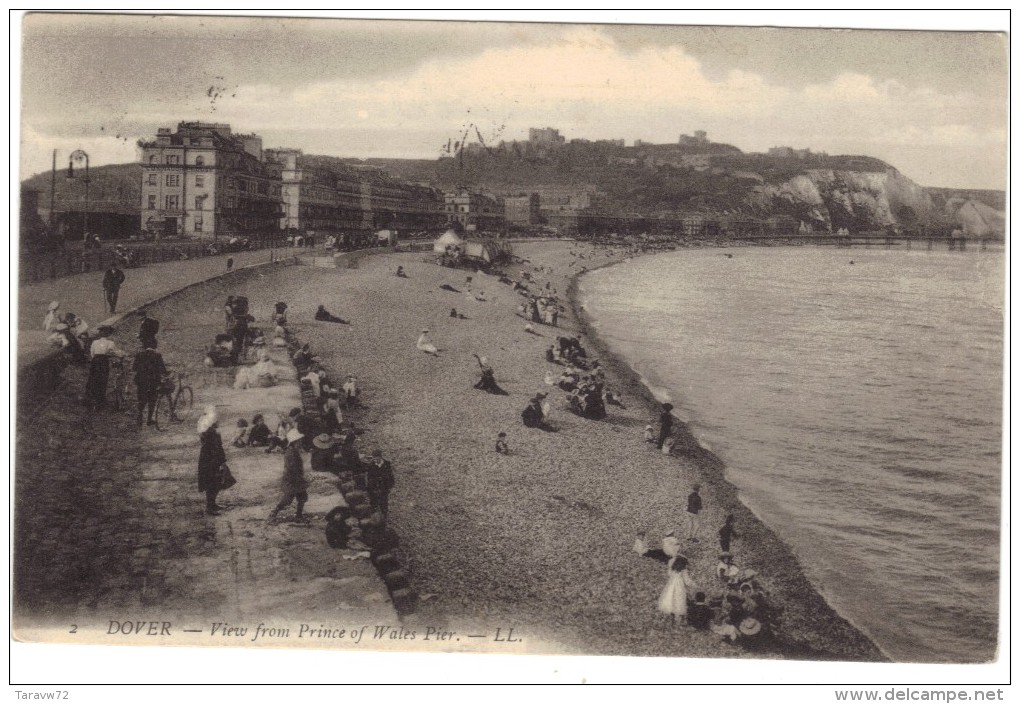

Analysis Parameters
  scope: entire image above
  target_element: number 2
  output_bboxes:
[69,624,77,633]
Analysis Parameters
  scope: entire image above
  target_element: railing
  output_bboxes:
[18,239,287,285]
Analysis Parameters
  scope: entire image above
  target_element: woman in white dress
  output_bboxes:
[416,329,438,356]
[658,554,698,626]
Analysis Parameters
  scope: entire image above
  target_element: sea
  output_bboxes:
[578,245,1004,663]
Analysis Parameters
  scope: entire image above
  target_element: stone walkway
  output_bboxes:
[13,262,399,649]
[17,248,285,371]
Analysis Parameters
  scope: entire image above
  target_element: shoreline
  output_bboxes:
[14,239,888,662]
[560,245,886,661]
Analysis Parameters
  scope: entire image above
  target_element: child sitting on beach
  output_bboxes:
[231,418,250,448]
[716,552,741,583]
[495,432,510,455]
[248,414,272,447]
[644,424,656,443]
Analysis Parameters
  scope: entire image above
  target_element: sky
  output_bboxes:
[16,11,1009,189]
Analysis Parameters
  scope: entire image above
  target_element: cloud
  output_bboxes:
[18,25,1007,188]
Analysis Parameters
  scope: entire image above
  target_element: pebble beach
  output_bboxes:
[15,239,887,661]
[233,240,884,660]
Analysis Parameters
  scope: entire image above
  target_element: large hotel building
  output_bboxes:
[139,122,449,240]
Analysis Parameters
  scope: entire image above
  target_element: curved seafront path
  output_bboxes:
[17,248,280,371]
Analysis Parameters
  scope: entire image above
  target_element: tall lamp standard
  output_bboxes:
[68,149,90,245]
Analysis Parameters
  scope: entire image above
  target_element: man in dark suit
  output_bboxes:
[138,309,159,349]
[102,265,126,313]
[134,343,167,426]
[366,448,396,515]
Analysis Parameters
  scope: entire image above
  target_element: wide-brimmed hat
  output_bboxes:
[738,618,762,636]
[197,407,218,434]
[286,428,304,444]
[312,433,336,450]
[48,300,60,311]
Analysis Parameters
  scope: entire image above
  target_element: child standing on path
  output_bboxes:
[269,429,309,523]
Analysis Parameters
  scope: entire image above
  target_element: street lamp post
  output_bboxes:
[68,150,90,245]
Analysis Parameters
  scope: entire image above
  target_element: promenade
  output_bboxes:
[14,252,401,646]
[17,248,281,371]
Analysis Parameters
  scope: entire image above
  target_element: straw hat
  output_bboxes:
[738,618,762,636]
[312,433,336,450]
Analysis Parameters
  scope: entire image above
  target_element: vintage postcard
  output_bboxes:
[12,10,1009,687]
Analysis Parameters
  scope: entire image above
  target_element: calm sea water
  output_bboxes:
[579,246,1004,663]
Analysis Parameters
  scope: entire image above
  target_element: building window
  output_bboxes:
[226,197,235,209]
[194,196,203,210]
[194,217,203,232]
[195,156,205,167]
[148,173,157,186]
[195,174,205,187]
[166,174,180,187]
[167,155,179,165]
[148,195,156,210]
[165,195,179,210]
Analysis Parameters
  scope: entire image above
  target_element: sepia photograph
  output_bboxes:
[10,10,1009,689]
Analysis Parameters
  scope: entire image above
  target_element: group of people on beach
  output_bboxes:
[47,240,788,651]
[634,511,779,648]
[192,297,397,554]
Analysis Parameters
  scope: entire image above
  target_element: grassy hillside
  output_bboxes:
[21,163,141,216]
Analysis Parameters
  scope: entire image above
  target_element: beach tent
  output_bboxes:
[952,200,1005,238]
[464,241,496,262]
[376,229,396,246]
[433,229,464,253]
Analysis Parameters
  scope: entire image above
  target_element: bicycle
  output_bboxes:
[153,370,195,431]
[109,357,132,412]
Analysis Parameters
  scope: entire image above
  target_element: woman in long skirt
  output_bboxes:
[83,325,124,408]
[197,407,227,515]
[658,555,698,626]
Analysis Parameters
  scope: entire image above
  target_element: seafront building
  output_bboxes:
[444,190,505,232]
[139,122,284,240]
[267,150,447,236]
[503,193,541,226]
[140,123,446,241]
